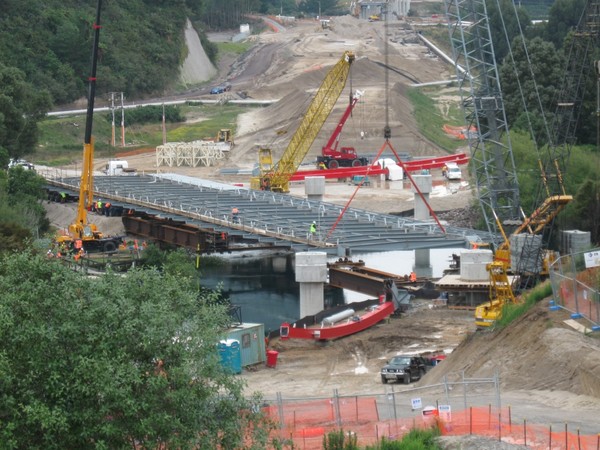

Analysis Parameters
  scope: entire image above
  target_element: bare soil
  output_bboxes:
[243,298,600,436]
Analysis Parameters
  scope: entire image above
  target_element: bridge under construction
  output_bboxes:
[45,172,493,255]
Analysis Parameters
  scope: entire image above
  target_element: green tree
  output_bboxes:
[570,179,600,243]
[0,252,272,449]
[0,64,52,161]
[499,36,564,146]
[0,167,48,251]
[543,0,587,49]
[487,0,531,64]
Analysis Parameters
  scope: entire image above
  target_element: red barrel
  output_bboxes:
[266,350,279,368]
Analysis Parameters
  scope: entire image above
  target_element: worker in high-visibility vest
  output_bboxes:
[309,221,317,239]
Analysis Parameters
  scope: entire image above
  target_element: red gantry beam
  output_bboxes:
[289,153,469,181]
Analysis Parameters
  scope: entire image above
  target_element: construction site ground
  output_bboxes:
[46,15,600,447]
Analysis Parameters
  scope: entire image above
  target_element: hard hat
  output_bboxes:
[312,221,316,224]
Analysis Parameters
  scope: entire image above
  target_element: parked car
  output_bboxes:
[445,162,462,180]
[210,83,232,94]
[380,355,427,384]
[8,159,34,170]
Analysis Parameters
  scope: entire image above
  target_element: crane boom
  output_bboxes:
[317,89,370,169]
[74,0,102,235]
[55,0,123,254]
[323,89,362,151]
[251,51,355,192]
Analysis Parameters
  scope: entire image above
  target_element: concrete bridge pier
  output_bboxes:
[414,248,433,278]
[412,174,433,278]
[295,252,328,318]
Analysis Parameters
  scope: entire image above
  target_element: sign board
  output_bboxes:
[438,404,452,421]
[422,406,438,417]
[411,397,422,410]
[584,251,600,269]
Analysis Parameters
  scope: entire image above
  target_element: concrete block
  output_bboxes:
[305,176,325,196]
[411,174,432,194]
[295,251,327,283]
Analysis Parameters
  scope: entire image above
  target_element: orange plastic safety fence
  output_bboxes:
[265,400,599,450]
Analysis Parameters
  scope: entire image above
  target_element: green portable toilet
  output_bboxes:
[218,339,242,374]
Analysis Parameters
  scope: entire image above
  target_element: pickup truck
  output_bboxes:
[380,355,428,384]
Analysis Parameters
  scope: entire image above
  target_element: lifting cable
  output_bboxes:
[326,4,446,240]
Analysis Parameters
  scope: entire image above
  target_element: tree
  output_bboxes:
[0,253,272,449]
[487,0,532,64]
[0,64,52,161]
[570,179,600,243]
[543,0,587,49]
[499,36,564,147]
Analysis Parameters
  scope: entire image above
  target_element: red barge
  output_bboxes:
[279,282,412,341]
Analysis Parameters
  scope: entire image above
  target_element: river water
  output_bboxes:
[199,248,462,333]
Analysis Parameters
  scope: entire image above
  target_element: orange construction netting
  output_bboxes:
[264,400,599,449]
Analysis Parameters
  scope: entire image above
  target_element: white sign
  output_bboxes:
[584,251,600,269]
[411,397,422,410]
[438,404,452,421]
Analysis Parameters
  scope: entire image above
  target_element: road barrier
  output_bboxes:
[549,248,600,329]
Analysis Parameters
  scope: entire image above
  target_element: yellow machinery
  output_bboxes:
[216,128,234,145]
[475,191,572,327]
[250,51,355,192]
[55,0,123,253]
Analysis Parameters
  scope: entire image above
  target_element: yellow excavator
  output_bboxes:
[250,50,355,192]
[55,0,123,253]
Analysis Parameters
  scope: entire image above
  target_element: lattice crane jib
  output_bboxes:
[444,0,521,248]
[543,0,600,201]
[258,51,355,193]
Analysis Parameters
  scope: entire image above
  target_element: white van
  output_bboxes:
[445,162,462,180]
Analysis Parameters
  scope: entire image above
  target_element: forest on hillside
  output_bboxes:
[0,0,338,107]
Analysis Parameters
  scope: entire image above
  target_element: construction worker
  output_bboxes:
[96,199,102,213]
[442,164,448,178]
[231,207,239,223]
[318,162,327,170]
[409,271,417,282]
[309,221,317,239]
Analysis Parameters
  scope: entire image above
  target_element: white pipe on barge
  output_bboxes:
[321,309,355,326]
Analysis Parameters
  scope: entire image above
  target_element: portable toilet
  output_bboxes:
[218,339,242,374]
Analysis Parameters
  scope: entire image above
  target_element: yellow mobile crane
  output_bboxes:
[55,0,123,253]
[250,51,355,192]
